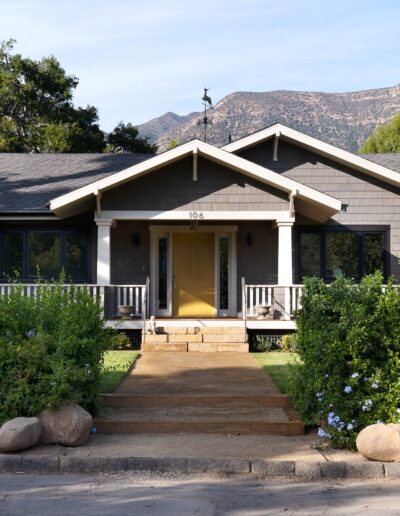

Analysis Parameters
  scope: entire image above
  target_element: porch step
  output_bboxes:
[142,325,248,352]
[93,406,304,436]
[101,393,292,409]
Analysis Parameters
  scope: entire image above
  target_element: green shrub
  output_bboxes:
[280,333,296,352]
[0,280,110,424]
[110,332,131,350]
[290,273,400,449]
[254,334,274,352]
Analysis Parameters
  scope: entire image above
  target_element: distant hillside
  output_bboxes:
[138,85,400,152]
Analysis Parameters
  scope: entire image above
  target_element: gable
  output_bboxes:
[102,155,289,212]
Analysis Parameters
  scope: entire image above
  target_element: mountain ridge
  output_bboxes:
[138,84,400,152]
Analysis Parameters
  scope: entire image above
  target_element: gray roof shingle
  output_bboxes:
[360,153,400,173]
[0,153,151,213]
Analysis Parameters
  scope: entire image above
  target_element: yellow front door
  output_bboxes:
[172,232,215,317]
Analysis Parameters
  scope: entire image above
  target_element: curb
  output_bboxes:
[0,454,398,479]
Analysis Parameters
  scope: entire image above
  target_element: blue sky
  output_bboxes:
[1,0,399,131]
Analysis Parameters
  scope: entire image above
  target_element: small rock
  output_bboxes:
[0,417,41,452]
[38,404,92,447]
[356,424,400,462]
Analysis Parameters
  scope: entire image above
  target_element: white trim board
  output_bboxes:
[96,211,294,222]
[50,138,341,222]
[223,123,400,189]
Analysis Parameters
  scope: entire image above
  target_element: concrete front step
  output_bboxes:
[142,342,249,352]
[93,407,304,436]
[101,393,293,409]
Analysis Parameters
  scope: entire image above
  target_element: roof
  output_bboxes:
[360,154,400,174]
[50,139,342,222]
[223,123,400,188]
[0,153,151,213]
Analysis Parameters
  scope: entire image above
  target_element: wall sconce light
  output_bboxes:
[132,233,141,247]
[246,233,253,247]
[341,203,349,213]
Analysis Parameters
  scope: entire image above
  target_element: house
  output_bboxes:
[1,123,400,349]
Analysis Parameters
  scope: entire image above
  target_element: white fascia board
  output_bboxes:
[96,210,295,222]
[195,140,341,212]
[222,123,400,188]
[50,136,340,217]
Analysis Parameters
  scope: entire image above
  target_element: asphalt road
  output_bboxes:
[1,472,400,515]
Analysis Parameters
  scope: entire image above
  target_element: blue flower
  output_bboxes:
[316,392,323,402]
[26,329,35,338]
[351,373,359,379]
[347,423,354,431]
[318,428,331,439]
[344,385,352,394]
[362,399,373,412]
[371,382,379,389]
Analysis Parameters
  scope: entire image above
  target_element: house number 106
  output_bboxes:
[189,211,204,219]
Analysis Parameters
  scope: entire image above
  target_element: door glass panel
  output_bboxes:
[219,237,229,310]
[3,232,23,278]
[326,232,359,279]
[158,237,168,310]
[28,232,62,279]
[364,232,384,275]
[300,233,321,278]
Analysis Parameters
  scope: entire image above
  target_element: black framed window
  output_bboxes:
[297,226,388,282]
[0,229,89,282]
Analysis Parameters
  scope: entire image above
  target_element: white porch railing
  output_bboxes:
[242,279,304,320]
[0,283,149,319]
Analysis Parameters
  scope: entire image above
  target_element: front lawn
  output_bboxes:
[100,351,139,393]
[254,351,302,394]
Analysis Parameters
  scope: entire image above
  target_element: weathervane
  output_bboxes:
[198,88,214,142]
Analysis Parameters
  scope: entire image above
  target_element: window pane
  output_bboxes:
[219,237,229,310]
[3,232,23,278]
[300,233,321,278]
[158,237,168,310]
[28,232,61,278]
[326,232,359,279]
[66,232,87,280]
[364,233,384,275]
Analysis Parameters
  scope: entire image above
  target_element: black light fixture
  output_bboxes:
[246,233,253,247]
[132,233,141,247]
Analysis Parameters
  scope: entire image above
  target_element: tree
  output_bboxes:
[166,139,179,150]
[107,122,157,154]
[0,39,105,153]
[359,113,400,153]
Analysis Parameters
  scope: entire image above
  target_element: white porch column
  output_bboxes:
[96,220,112,285]
[277,221,293,285]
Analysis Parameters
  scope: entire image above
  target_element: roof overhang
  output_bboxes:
[50,139,341,222]
[222,123,400,189]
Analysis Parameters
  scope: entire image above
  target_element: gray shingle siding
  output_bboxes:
[102,156,289,212]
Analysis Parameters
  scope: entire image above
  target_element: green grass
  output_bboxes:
[254,351,302,394]
[100,350,139,393]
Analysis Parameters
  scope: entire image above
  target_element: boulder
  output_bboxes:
[356,424,400,462]
[38,404,92,446]
[0,417,41,452]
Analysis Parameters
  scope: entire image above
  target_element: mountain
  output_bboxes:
[138,85,400,153]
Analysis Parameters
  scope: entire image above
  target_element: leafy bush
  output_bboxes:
[254,334,274,352]
[290,273,400,449]
[110,332,131,350]
[280,333,296,352]
[0,280,110,424]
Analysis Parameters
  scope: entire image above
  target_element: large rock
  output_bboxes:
[38,404,92,446]
[0,417,41,452]
[356,424,400,462]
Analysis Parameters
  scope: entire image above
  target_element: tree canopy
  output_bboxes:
[0,39,105,153]
[359,113,400,153]
[107,122,156,154]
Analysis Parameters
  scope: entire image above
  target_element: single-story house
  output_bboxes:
[1,123,400,341]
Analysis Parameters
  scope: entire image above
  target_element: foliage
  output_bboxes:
[0,39,105,153]
[100,350,139,393]
[359,113,400,153]
[280,333,296,352]
[110,332,132,350]
[290,273,400,449]
[166,139,179,150]
[0,279,111,424]
[255,352,301,394]
[253,334,274,352]
[107,121,157,154]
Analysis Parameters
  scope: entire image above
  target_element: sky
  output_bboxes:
[1,0,400,131]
